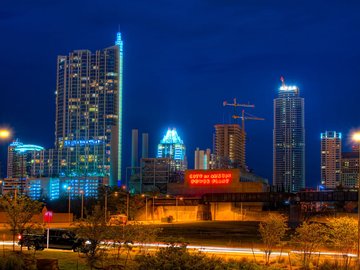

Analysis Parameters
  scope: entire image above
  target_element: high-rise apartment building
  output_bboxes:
[273,77,305,192]
[157,128,187,171]
[213,124,245,169]
[341,151,359,188]
[320,131,342,189]
[55,33,123,186]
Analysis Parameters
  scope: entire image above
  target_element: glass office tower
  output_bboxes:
[273,77,305,192]
[55,33,123,186]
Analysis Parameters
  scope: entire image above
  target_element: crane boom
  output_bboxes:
[223,98,254,108]
[223,98,264,133]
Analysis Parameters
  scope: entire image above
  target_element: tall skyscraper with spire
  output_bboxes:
[54,33,123,187]
[273,77,305,192]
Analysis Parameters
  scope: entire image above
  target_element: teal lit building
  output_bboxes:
[55,33,124,187]
[7,140,45,179]
[157,128,187,171]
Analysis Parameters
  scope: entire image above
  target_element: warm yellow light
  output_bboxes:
[352,132,360,142]
[0,129,10,139]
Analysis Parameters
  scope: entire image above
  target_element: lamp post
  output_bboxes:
[80,190,84,219]
[352,132,360,267]
[142,194,148,222]
[104,185,109,223]
[166,194,183,222]
[176,196,183,222]
[67,186,71,223]
[122,185,130,219]
[152,195,158,223]
[0,129,11,196]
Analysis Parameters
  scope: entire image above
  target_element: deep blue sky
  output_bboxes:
[1,1,360,187]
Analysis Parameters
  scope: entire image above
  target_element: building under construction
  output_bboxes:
[213,124,245,169]
[214,99,263,170]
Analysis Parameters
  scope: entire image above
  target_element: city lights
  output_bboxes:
[352,132,360,142]
[0,129,10,139]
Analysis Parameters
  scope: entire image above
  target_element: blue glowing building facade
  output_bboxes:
[273,77,305,192]
[7,140,45,179]
[55,33,123,187]
[157,128,187,171]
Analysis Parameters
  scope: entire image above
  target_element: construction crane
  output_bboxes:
[223,98,264,134]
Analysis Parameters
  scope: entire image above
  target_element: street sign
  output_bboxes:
[44,211,53,223]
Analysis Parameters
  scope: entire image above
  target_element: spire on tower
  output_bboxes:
[280,76,285,87]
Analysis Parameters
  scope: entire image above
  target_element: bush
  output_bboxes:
[0,253,36,270]
[135,244,226,270]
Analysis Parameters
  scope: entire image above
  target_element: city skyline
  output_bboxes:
[1,1,360,188]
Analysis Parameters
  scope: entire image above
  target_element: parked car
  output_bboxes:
[18,228,90,252]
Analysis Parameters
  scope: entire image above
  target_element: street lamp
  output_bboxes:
[152,195,157,223]
[142,194,148,222]
[67,186,71,223]
[0,129,11,140]
[352,132,360,266]
[166,194,183,222]
[0,129,11,196]
[176,196,183,222]
[104,185,109,223]
[122,185,130,219]
[80,190,84,219]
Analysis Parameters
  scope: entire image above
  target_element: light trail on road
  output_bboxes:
[3,240,356,259]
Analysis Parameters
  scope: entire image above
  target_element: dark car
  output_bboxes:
[19,228,88,252]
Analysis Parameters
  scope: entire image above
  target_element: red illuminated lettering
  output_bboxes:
[188,171,232,186]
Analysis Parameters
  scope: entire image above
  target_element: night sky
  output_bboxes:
[1,1,360,187]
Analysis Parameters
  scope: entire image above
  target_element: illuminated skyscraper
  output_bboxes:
[273,77,305,192]
[320,131,342,189]
[214,124,245,169]
[55,33,123,186]
[157,128,187,171]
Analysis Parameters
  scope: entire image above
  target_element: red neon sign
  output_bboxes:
[188,172,232,185]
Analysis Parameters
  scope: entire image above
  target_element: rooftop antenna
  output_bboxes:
[280,76,286,87]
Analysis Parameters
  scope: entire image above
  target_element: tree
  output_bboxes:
[73,208,110,269]
[135,242,226,270]
[291,221,328,269]
[328,216,357,269]
[109,221,162,268]
[0,194,43,251]
[258,213,288,264]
